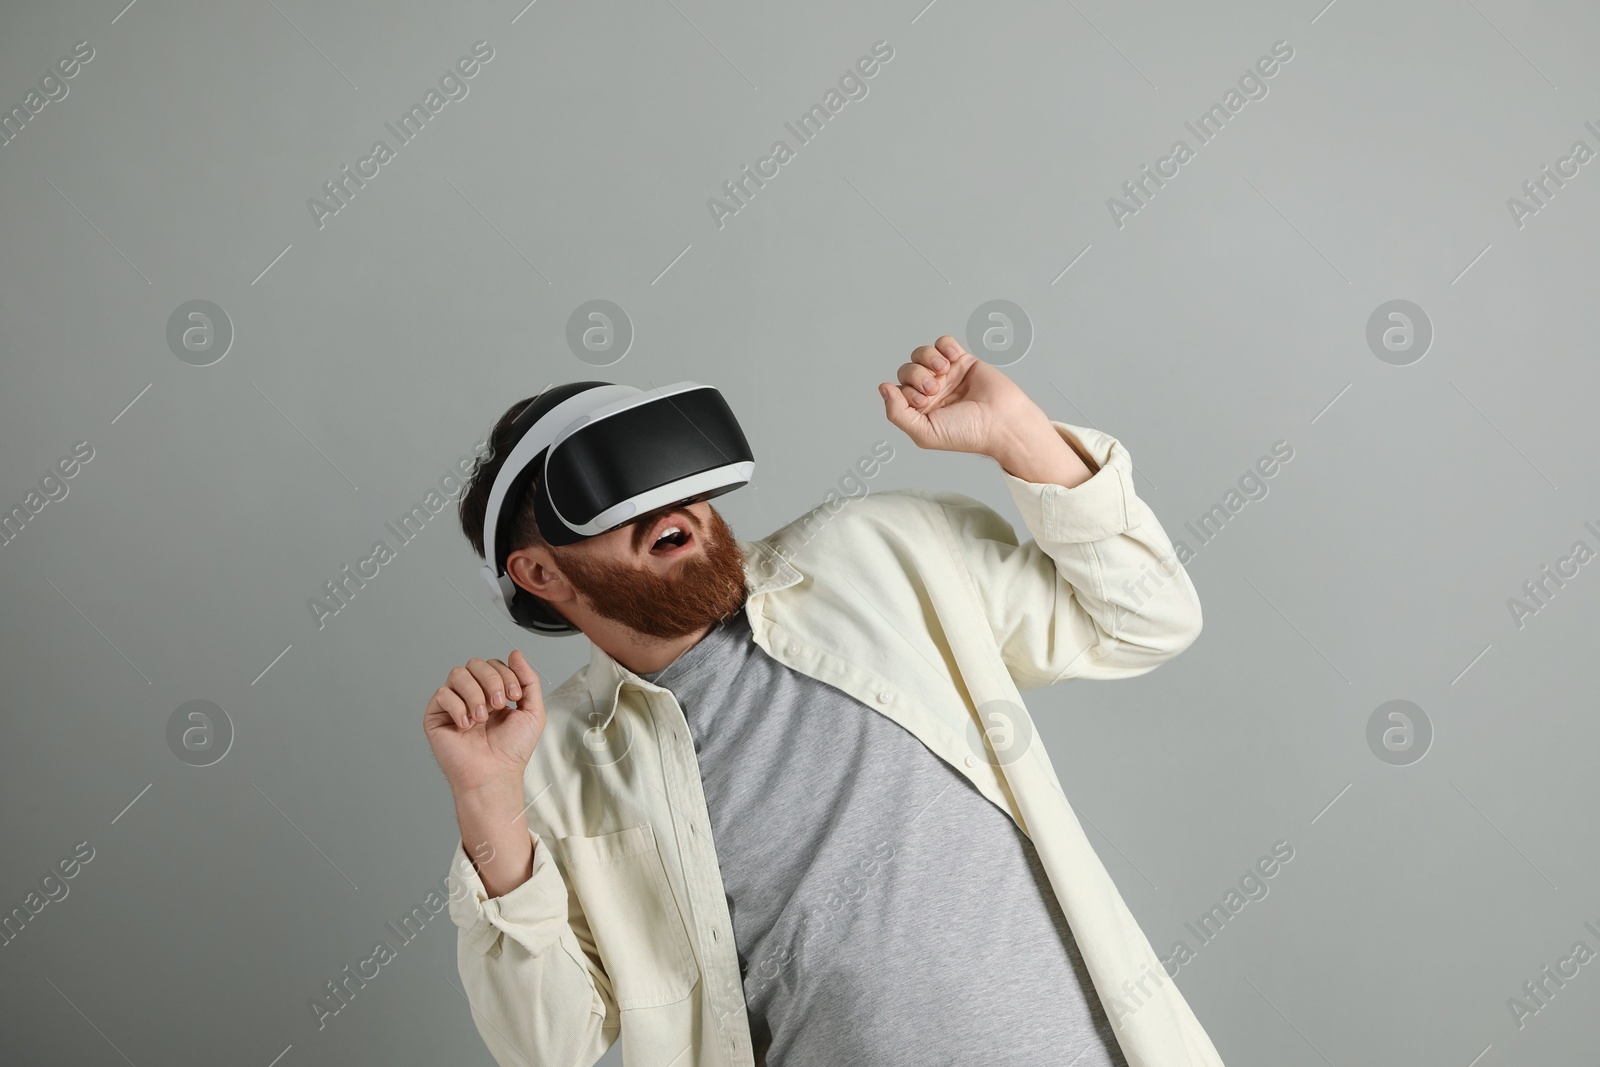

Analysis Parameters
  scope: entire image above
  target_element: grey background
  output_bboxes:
[1,0,1597,1064]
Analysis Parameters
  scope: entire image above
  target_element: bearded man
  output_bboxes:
[424,336,1224,1067]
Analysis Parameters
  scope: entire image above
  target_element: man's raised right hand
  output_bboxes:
[424,651,545,798]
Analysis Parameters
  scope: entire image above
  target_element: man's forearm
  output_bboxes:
[991,417,1097,488]
[455,779,535,899]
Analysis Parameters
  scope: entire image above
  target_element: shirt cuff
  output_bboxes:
[447,829,571,960]
[999,421,1138,544]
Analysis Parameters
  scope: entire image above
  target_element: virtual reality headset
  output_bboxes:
[479,380,755,635]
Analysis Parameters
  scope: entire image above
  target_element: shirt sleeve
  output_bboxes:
[941,420,1203,688]
[446,830,619,1067]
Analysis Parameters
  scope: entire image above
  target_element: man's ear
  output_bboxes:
[506,547,572,605]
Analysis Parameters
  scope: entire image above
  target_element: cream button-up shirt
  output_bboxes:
[446,421,1226,1067]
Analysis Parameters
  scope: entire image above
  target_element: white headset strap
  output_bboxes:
[479,384,640,579]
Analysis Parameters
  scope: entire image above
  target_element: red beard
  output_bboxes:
[552,505,749,640]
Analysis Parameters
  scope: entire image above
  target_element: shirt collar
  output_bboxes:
[581,538,803,728]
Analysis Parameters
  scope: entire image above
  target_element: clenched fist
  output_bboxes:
[425,651,546,898]
[878,335,1051,457]
[878,335,1095,488]
[424,650,545,798]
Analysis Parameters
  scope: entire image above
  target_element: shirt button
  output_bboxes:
[964,755,979,768]
[876,691,892,704]
[787,642,798,655]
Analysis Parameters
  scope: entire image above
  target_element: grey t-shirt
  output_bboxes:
[640,606,1127,1067]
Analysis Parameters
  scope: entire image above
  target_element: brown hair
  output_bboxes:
[457,396,564,628]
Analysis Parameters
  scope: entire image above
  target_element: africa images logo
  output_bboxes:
[1105,39,1295,229]
[706,40,895,230]
[305,41,495,230]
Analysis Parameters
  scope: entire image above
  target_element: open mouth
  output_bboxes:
[642,509,696,558]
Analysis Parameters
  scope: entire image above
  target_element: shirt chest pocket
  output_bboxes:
[557,823,700,1010]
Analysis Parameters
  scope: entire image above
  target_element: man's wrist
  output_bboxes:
[452,773,526,812]
[988,418,1095,488]
[453,777,536,899]
[452,777,530,840]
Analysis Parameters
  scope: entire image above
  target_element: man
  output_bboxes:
[425,336,1225,1066]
